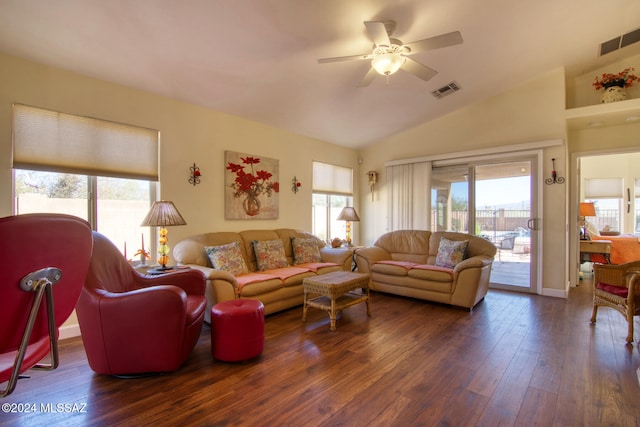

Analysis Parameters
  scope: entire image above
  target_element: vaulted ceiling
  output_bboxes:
[0,1,639,149]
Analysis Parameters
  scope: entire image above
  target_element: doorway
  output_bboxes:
[572,151,640,285]
[432,155,539,293]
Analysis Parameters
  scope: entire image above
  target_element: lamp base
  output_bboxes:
[146,266,174,275]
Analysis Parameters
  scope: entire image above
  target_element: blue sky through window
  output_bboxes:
[452,176,530,209]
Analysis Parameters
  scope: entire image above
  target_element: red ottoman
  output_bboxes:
[211,299,264,362]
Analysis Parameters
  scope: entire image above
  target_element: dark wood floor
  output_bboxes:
[2,279,640,426]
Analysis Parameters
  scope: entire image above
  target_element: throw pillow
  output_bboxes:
[291,237,322,265]
[435,237,469,269]
[252,239,289,271]
[205,241,248,276]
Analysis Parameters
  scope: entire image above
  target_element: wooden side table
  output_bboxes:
[580,240,612,264]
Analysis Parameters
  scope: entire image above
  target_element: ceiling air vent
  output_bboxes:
[599,27,640,56]
[431,81,460,99]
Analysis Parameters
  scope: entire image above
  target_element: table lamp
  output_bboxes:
[579,202,596,240]
[141,201,187,273]
[337,207,360,247]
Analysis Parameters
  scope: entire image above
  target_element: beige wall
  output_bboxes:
[359,69,570,294]
[0,53,360,334]
[0,53,360,240]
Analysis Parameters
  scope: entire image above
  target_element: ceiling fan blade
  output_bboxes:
[317,53,373,64]
[401,57,438,82]
[404,31,463,53]
[364,21,391,47]
[357,67,378,87]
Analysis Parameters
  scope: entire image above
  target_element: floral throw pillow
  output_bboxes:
[435,237,469,269]
[252,239,289,271]
[291,237,322,265]
[205,241,248,276]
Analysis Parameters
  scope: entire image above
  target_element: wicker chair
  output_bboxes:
[591,261,640,343]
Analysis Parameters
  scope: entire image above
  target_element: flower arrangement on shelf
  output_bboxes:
[226,156,279,216]
[592,67,639,90]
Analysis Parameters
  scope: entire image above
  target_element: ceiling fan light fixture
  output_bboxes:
[372,52,405,76]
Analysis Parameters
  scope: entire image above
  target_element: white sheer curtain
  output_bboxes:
[386,161,431,230]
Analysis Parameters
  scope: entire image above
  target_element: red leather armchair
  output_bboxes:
[1,213,93,396]
[76,232,206,376]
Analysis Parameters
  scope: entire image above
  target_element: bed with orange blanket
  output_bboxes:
[590,235,640,264]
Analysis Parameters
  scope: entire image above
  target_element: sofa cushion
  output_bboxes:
[262,266,315,287]
[371,262,412,277]
[296,262,340,273]
[236,273,285,296]
[408,264,454,282]
[252,239,289,271]
[374,230,431,264]
[596,282,628,298]
[376,260,419,270]
[435,237,468,269]
[291,237,322,264]
[205,241,249,276]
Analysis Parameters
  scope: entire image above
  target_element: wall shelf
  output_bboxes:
[565,98,640,130]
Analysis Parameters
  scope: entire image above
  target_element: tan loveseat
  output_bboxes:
[355,230,496,310]
[173,229,352,321]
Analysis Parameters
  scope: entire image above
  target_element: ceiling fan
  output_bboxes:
[318,21,463,87]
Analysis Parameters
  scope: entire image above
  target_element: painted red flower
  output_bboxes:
[241,156,261,165]
[227,156,279,199]
[256,170,272,181]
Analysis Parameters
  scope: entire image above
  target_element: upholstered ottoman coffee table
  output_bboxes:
[302,271,371,331]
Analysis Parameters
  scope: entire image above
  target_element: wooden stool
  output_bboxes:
[210,299,264,362]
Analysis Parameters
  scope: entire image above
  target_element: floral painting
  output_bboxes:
[225,151,279,219]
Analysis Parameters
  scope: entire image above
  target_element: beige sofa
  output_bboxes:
[354,230,496,310]
[173,229,352,321]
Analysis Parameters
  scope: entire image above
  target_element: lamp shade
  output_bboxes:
[337,207,360,222]
[141,201,187,227]
[372,52,405,76]
[579,202,596,217]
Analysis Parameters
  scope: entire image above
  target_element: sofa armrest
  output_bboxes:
[180,264,234,282]
[451,255,494,308]
[320,247,353,271]
[453,255,493,273]
[354,246,391,273]
[179,264,239,296]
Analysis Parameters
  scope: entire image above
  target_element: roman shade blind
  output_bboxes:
[584,178,623,198]
[12,104,159,181]
[312,161,353,194]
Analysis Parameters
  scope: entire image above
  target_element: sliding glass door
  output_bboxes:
[432,155,538,292]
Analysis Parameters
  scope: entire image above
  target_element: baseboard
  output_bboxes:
[541,287,568,299]
[59,324,81,340]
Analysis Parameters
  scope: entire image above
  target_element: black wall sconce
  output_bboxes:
[545,158,565,185]
[189,163,202,186]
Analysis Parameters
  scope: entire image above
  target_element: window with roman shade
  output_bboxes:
[584,177,623,231]
[312,161,353,195]
[312,161,354,243]
[12,104,159,181]
[584,178,623,199]
[12,104,158,257]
